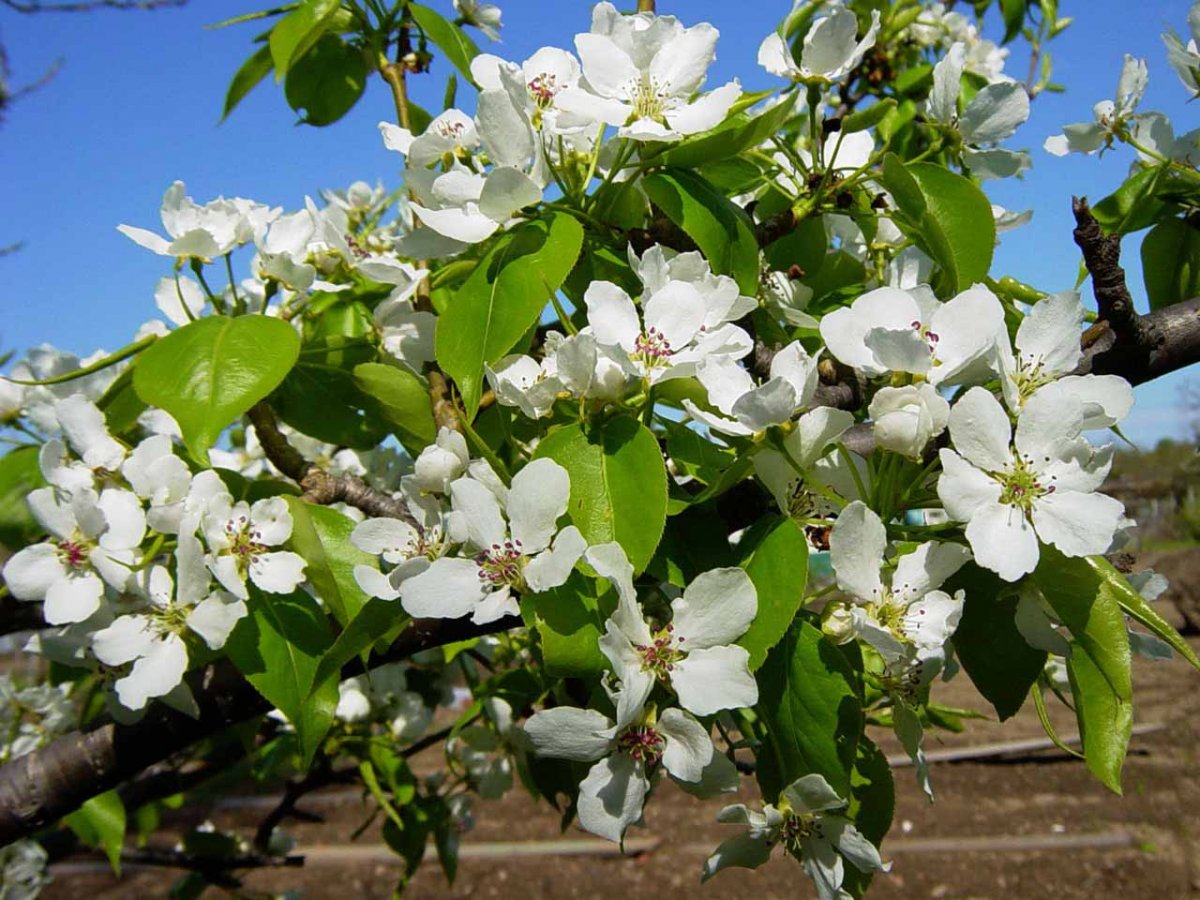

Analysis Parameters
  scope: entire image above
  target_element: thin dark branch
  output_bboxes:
[1072,197,1141,339]
[0,595,46,635]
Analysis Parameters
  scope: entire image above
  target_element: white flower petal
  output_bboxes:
[672,644,758,715]
[948,387,1013,471]
[399,557,488,619]
[830,501,887,602]
[577,753,649,844]
[671,567,757,649]
[523,706,615,761]
[525,525,586,593]
[657,707,714,783]
[965,501,1039,582]
[1032,490,1125,558]
[507,458,570,553]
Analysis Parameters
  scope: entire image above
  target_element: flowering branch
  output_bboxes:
[0,614,520,846]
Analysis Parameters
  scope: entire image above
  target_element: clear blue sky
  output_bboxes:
[0,0,1195,445]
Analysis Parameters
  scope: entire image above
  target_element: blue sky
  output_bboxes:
[0,0,1196,445]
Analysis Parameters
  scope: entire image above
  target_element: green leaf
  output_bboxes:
[948,563,1046,720]
[739,518,809,671]
[1091,165,1169,235]
[533,415,667,574]
[881,154,994,293]
[1081,555,1200,671]
[657,100,796,170]
[133,315,300,462]
[409,2,481,85]
[1066,641,1132,794]
[522,572,607,678]
[999,0,1028,43]
[96,366,148,436]
[225,587,336,765]
[642,169,760,294]
[841,98,897,135]
[285,498,373,627]
[353,362,436,453]
[1034,546,1133,793]
[755,617,862,801]
[65,790,126,875]
[284,34,369,126]
[312,596,410,695]
[841,736,894,898]
[269,0,340,78]
[0,447,45,550]
[222,44,274,122]
[436,213,583,417]
[1141,216,1200,310]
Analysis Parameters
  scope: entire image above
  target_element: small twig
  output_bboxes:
[1071,196,1141,339]
[246,401,417,524]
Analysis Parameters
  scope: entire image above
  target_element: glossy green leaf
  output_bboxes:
[1082,555,1200,671]
[533,415,667,574]
[409,2,481,85]
[842,736,894,898]
[755,617,862,801]
[881,154,994,293]
[132,315,300,462]
[949,562,1046,720]
[1091,165,1169,235]
[65,790,126,874]
[312,596,410,694]
[285,498,373,627]
[657,100,796,170]
[353,362,436,453]
[642,168,760,294]
[225,586,336,765]
[284,34,368,126]
[1034,546,1133,793]
[999,0,1028,43]
[222,44,274,122]
[0,447,45,550]
[1141,216,1200,310]
[1066,641,1132,794]
[739,517,809,671]
[521,572,607,678]
[269,0,340,78]
[841,98,897,134]
[436,212,583,416]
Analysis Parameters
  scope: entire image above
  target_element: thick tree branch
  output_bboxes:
[246,402,417,524]
[0,614,519,846]
[1071,198,1200,386]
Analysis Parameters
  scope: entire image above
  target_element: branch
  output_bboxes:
[0,614,519,846]
[1071,198,1200,386]
[0,595,46,635]
[246,402,417,524]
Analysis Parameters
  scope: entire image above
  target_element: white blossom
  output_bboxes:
[682,342,820,437]
[937,386,1125,582]
[702,774,887,899]
[399,459,586,624]
[557,2,741,142]
[868,383,950,459]
[1044,55,1148,156]
[202,494,306,600]
[455,0,502,42]
[759,7,881,84]
[118,181,278,260]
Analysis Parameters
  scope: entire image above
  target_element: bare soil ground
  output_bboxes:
[43,549,1200,900]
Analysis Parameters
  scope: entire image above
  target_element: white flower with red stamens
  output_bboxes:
[202,495,305,600]
[398,459,586,625]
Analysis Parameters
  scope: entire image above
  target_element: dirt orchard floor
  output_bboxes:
[43,549,1200,900]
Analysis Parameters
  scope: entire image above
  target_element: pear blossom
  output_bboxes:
[121,434,192,533]
[154,275,206,326]
[550,331,636,402]
[399,459,586,625]
[868,384,950,459]
[118,181,278,260]
[762,268,817,328]
[202,494,306,600]
[380,110,480,169]
[1163,2,1200,98]
[8,345,119,434]
[759,7,881,84]
[485,353,562,419]
[557,2,741,142]
[335,663,431,741]
[994,291,1134,428]
[455,0,502,42]
[0,677,73,764]
[4,485,145,625]
[413,427,471,494]
[926,42,1031,178]
[404,164,542,246]
[351,485,449,600]
[374,297,436,371]
[632,245,757,330]
[820,284,1006,386]
[702,774,887,898]
[937,386,1125,582]
[1044,55,1148,156]
[682,342,820,437]
[753,407,858,521]
[595,550,758,720]
[523,693,723,843]
[829,502,969,668]
[471,48,592,138]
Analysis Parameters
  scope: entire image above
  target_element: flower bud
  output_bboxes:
[868,383,950,459]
